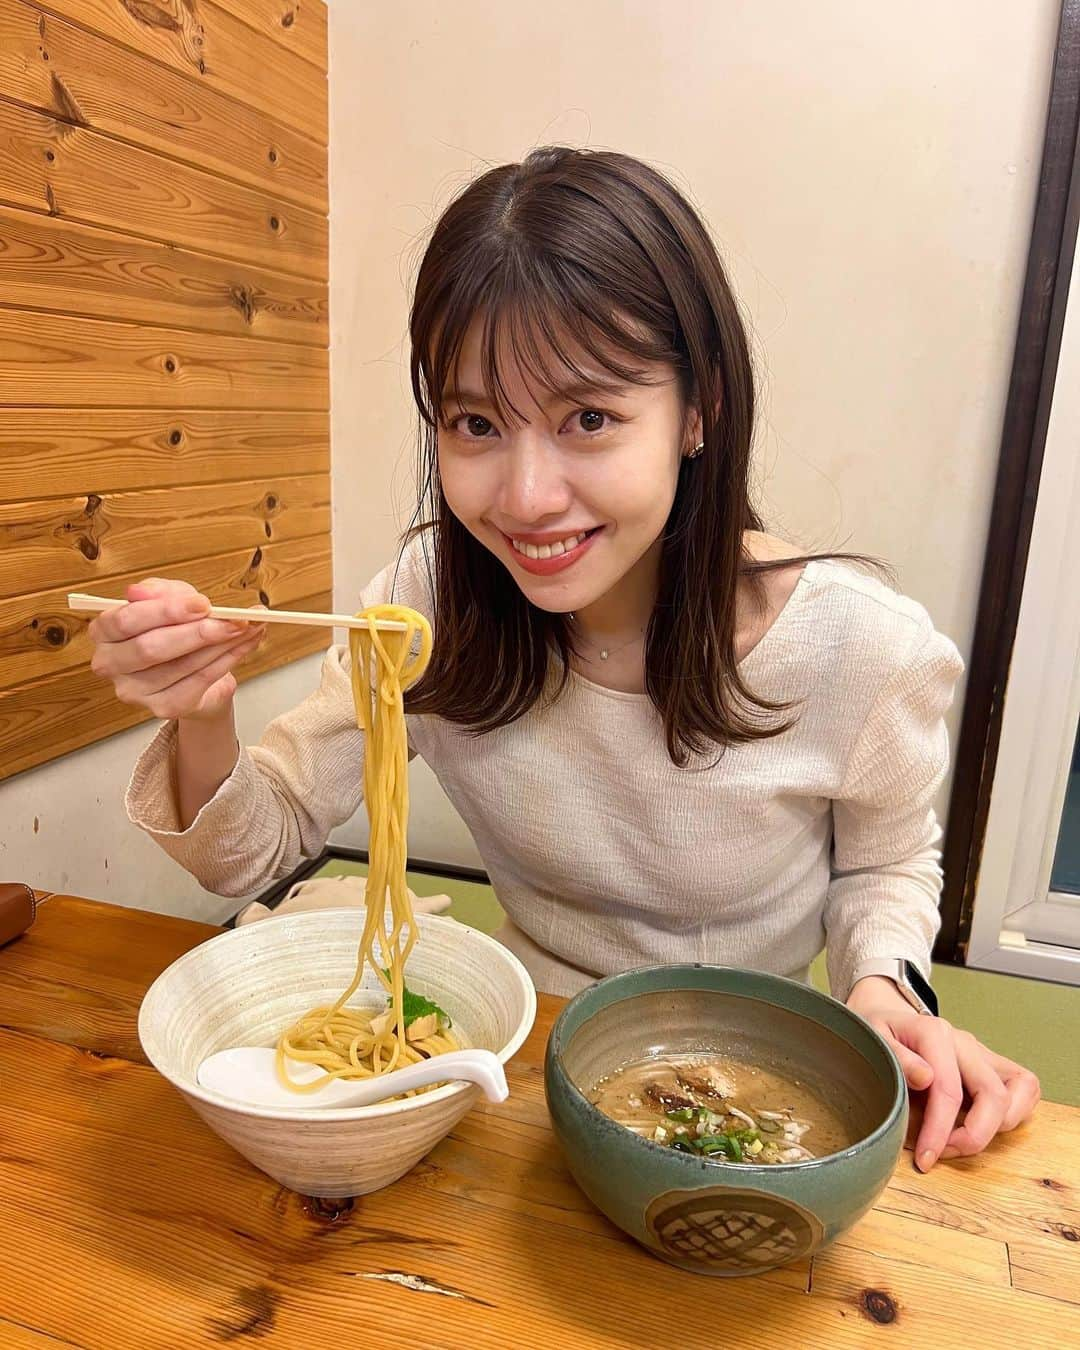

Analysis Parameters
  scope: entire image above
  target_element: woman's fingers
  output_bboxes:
[94,615,254,677]
[88,588,208,645]
[194,671,241,719]
[84,577,267,721]
[984,1048,1041,1133]
[112,625,265,700]
[900,1020,965,1171]
[872,1021,934,1092]
[938,1033,1009,1159]
[136,630,264,721]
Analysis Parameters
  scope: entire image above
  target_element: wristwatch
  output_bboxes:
[849,958,939,1017]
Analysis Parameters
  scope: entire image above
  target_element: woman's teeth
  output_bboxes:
[511,531,588,560]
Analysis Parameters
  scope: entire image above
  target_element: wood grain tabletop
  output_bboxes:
[0,894,1076,1348]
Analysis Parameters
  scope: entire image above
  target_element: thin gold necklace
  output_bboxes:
[568,614,645,662]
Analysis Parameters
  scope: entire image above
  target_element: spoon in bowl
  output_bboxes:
[196,1045,508,1109]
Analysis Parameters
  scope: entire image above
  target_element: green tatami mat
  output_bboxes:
[312,858,1078,1106]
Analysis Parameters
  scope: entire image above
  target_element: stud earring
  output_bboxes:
[687,441,705,459]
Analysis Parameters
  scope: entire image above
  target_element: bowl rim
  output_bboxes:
[137,909,537,1122]
[545,962,907,1174]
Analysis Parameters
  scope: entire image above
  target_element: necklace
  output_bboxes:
[567,614,644,662]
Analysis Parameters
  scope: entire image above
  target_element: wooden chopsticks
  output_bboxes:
[66,593,409,633]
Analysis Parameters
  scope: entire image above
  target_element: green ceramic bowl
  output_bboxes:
[545,964,907,1277]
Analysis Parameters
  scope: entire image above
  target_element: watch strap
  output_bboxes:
[849,957,938,1016]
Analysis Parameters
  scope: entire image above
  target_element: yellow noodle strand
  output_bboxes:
[274,604,457,1097]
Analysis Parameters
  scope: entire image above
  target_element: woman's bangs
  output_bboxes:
[428,265,676,429]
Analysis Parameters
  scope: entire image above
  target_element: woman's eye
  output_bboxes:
[457,414,494,438]
[576,410,609,433]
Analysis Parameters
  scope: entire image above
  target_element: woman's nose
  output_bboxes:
[499,435,573,524]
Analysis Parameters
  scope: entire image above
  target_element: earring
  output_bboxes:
[687,441,705,459]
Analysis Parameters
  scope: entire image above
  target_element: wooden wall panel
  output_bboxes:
[0,0,330,781]
[0,100,328,276]
[0,592,332,780]
[0,1,327,211]
[211,0,327,70]
[0,309,328,408]
[0,475,331,597]
[31,0,328,144]
[0,410,329,501]
[0,536,332,687]
[0,208,328,345]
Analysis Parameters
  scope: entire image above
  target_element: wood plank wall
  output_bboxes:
[0,0,331,780]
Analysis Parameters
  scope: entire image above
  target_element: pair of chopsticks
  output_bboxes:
[67,593,409,633]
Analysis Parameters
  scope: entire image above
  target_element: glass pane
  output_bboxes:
[1050,719,1080,894]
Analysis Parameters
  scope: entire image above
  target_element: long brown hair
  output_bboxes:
[404,147,870,764]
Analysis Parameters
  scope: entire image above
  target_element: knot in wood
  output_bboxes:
[306,1195,353,1223]
[858,1289,898,1324]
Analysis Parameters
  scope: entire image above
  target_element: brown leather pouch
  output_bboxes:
[0,882,37,947]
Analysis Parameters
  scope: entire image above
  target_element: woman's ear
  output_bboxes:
[683,404,704,459]
[684,379,724,458]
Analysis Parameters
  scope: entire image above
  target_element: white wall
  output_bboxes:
[327,0,1060,866]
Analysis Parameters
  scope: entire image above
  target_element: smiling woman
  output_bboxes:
[440,348,686,602]
[403,148,848,758]
[108,146,1039,1179]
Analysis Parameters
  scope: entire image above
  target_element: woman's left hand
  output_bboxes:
[847,975,1040,1172]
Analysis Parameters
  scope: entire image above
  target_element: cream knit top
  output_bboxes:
[126,541,964,998]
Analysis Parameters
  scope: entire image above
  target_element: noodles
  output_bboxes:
[275,603,458,1095]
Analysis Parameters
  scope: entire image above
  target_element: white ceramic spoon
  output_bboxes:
[196,1045,508,1109]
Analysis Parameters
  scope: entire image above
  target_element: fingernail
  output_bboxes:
[186,597,209,614]
[200,618,244,639]
[917,1149,936,1172]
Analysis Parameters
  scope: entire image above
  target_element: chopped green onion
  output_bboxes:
[665,1107,699,1123]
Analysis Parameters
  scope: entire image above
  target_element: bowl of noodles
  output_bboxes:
[545,964,907,1277]
[141,603,533,1196]
[139,909,536,1198]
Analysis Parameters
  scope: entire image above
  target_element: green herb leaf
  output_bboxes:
[382,972,451,1029]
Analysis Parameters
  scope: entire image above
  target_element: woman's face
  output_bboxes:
[437,318,697,616]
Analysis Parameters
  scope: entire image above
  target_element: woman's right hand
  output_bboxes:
[87,578,266,722]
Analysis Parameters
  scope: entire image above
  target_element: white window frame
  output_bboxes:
[966,242,1080,984]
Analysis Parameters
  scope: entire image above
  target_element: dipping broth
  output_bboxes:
[591,1053,858,1164]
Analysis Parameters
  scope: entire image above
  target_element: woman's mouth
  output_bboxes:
[503,527,601,575]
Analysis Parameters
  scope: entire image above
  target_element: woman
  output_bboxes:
[91,147,1039,1170]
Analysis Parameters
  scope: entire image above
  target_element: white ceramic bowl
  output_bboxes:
[138,910,537,1197]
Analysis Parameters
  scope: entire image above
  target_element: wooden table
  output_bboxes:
[1,895,1077,1349]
